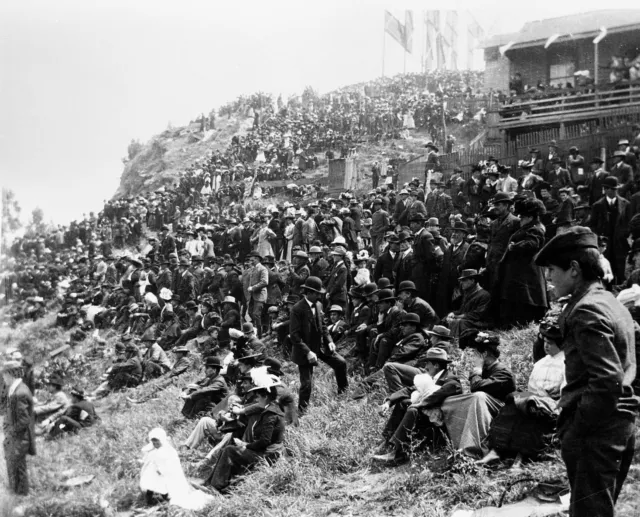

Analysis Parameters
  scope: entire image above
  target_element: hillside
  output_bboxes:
[115,115,254,199]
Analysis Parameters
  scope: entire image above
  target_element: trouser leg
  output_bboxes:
[298,364,314,413]
[383,363,423,394]
[318,350,348,394]
[185,416,218,449]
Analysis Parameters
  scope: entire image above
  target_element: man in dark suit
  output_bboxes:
[535,226,639,517]
[373,348,462,465]
[289,277,348,413]
[177,256,198,303]
[2,360,36,495]
[373,235,399,282]
[325,247,349,311]
[590,176,631,282]
[485,193,519,293]
[609,151,634,199]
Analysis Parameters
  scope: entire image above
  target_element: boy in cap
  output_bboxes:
[534,226,639,516]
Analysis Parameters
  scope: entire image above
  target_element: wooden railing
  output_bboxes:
[496,82,640,129]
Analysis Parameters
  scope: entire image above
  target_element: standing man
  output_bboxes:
[289,277,348,414]
[371,198,390,258]
[2,360,36,495]
[485,193,519,292]
[534,226,639,517]
[371,161,381,189]
[247,251,268,337]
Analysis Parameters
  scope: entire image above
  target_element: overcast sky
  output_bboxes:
[1,0,637,224]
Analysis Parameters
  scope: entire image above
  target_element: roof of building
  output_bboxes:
[482,10,640,50]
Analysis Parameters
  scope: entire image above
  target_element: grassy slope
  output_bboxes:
[2,316,638,517]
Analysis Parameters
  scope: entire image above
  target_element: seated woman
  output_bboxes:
[140,427,215,510]
[204,371,286,493]
[478,323,565,466]
[440,332,516,458]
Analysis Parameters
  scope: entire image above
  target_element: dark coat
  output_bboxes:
[486,213,519,288]
[388,332,427,364]
[590,195,631,281]
[244,404,286,453]
[436,241,469,317]
[498,221,548,308]
[177,270,198,303]
[5,381,36,456]
[412,228,441,302]
[470,360,516,402]
[326,261,348,304]
[394,250,414,291]
[289,298,332,366]
[558,283,639,427]
[403,296,439,329]
[287,264,310,297]
[373,250,396,282]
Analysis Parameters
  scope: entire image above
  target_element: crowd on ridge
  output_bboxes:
[3,78,640,516]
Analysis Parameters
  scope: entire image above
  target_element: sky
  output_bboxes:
[1,0,638,225]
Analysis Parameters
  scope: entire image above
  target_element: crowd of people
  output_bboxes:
[3,75,640,516]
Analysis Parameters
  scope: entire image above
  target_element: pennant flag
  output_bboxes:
[425,11,440,69]
[385,11,405,48]
[544,33,560,49]
[404,11,414,54]
[593,27,607,44]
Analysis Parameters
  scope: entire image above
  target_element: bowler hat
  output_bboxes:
[242,323,255,334]
[534,226,598,267]
[397,280,418,293]
[426,325,453,341]
[400,313,421,325]
[263,357,283,377]
[458,269,481,281]
[376,277,392,290]
[184,300,198,310]
[301,276,325,294]
[377,289,396,302]
[397,230,412,242]
[409,213,427,222]
[591,156,604,164]
[204,356,222,368]
[612,150,626,158]
[602,176,620,189]
[362,283,380,297]
[248,251,262,260]
[452,221,469,233]
[424,347,451,363]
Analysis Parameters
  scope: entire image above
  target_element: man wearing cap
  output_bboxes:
[566,146,585,185]
[590,176,631,282]
[289,277,348,413]
[308,246,330,282]
[609,150,634,199]
[2,360,36,495]
[375,348,462,465]
[446,269,491,338]
[534,226,639,516]
[49,387,98,438]
[397,280,438,329]
[371,198,390,258]
[177,256,197,303]
[181,356,228,419]
[326,246,349,311]
[247,252,269,337]
[436,221,470,317]
[485,193,519,292]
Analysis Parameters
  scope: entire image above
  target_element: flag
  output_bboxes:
[467,16,484,69]
[425,11,440,69]
[544,33,560,49]
[404,11,414,54]
[384,11,405,49]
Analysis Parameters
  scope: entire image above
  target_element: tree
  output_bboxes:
[1,188,22,254]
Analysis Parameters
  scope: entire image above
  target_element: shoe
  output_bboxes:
[350,388,367,400]
[373,440,391,455]
[372,451,409,466]
[372,452,396,462]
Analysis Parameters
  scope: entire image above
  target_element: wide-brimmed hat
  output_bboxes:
[376,289,396,302]
[328,304,344,313]
[301,276,325,294]
[612,150,626,158]
[356,250,370,262]
[184,300,198,310]
[451,221,469,233]
[458,269,481,281]
[424,347,451,363]
[222,296,240,309]
[309,246,322,254]
[424,141,439,152]
[397,280,418,294]
[293,250,309,260]
[492,192,514,204]
[540,324,562,343]
[534,226,598,267]
[426,325,453,341]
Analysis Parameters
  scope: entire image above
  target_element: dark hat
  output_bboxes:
[591,156,604,164]
[263,357,283,377]
[161,225,171,231]
[397,230,412,242]
[520,162,533,170]
[551,156,563,164]
[376,289,396,302]
[70,386,85,399]
[125,342,138,353]
[426,325,453,341]
[263,255,275,264]
[349,285,365,298]
[424,141,439,152]
[204,356,223,368]
[362,282,380,297]
[386,234,400,243]
[237,353,261,364]
[451,221,469,233]
[540,324,562,343]
[515,198,546,217]
[534,226,598,267]
[400,313,421,325]
[48,375,64,387]
[397,280,418,293]
[487,155,498,162]
[487,169,500,177]
[529,148,539,154]
[301,276,325,294]
[458,269,481,281]
[179,256,191,266]
[409,213,427,223]
[248,251,262,260]
[242,322,255,334]
[602,176,620,189]
[373,198,384,205]
[492,192,514,204]
[192,255,204,263]
[612,150,626,158]
[376,277,392,290]
[184,300,198,310]
[424,347,451,362]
